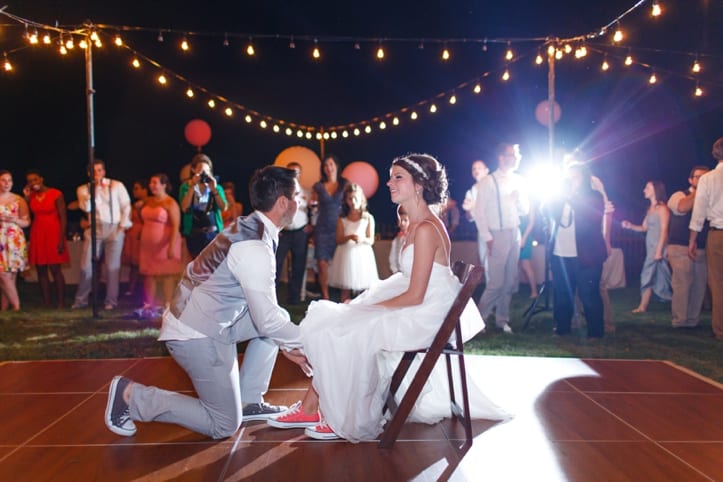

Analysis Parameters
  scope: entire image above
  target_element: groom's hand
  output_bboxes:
[282,349,313,377]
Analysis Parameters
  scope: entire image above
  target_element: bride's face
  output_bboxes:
[387,165,417,205]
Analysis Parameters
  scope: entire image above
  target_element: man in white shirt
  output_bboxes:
[689,137,723,341]
[667,166,709,328]
[462,160,490,266]
[105,166,311,439]
[473,144,529,333]
[72,160,131,310]
[276,161,311,305]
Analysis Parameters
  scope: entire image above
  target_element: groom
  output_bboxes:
[104,165,310,439]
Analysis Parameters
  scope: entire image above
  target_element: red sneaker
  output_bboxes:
[305,420,340,440]
[266,401,320,429]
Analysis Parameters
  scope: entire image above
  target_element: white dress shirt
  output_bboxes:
[690,162,723,231]
[472,169,530,242]
[77,178,132,228]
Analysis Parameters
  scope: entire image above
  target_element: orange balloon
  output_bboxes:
[535,100,561,126]
[274,146,321,190]
[342,161,380,199]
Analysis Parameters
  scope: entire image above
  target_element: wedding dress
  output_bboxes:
[300,243,511,442]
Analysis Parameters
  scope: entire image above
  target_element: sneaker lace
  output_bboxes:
[278,401,302,420]
[115,407,132,427]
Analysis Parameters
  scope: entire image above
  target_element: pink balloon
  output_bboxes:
[342,161,379,199]
[184,119,212,147]
[535,100,561,126]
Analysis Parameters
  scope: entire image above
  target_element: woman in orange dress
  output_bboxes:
[122,179,148,298]
[24,171,69,308]
[138,174,182,318]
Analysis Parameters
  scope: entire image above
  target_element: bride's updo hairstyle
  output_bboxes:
[392,153,448,207]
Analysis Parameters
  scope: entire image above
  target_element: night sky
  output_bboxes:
[1,0,721,230]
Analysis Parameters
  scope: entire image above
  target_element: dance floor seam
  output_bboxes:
[1,355,721,481]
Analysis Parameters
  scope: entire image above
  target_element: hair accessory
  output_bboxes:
[399,158,428,179]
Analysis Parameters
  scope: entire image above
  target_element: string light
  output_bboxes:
[330,131,337,139]
[502,69,510,81]
[288,36,295,49]
[547,45,555,56]
[114,34,123,47]
[651,1,662,17]
[563,44,572,54]
[410,111,418,120]
[379,121,386,129]
[207,99,216,108]
[692,58,701,73]
[42,33,51,44]
[224,107,233,116]
[694,83,703,97]
[94,37,102,48]
[555,49,563,60]
[246,38,255,56]
[392,116,400,125]
[473,83,482,94]
[305,131,312,139]
[260,120,267,128]
[613,23,624,43]
[376,44,385,60]
[316,132,322,140]
[3,53,13,72]
[601,57,610,71]
[273,124,280,133]
[648,72,657,84]
[574,45,587,58]
[186,87,194,98]
[342,130,349,138]
[364,125,372,134]
[535,51,543,65]
[181,37,190,52]
[131,57,141,68]
[89,31,99,42]
[505,42,514,61]
[418,41,424,50]
[297,129,304,138]
[429,104,437,113]
[79,39,88,49]
[285,127,293,136]
[354,42,361,50]
[223,34,229,47]
[157,74,167,85]
[157,31,164,42]
[624,53,633,66]
[65,36,75,50]
[448,94,457,105]
[59,44,67,55]
[28,29,38,44]
[441,47,450,61]
[312,39,320,60]
[353,128,360,136]
[245,114,252,123]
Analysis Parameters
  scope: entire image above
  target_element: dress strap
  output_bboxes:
[418,219,449,261]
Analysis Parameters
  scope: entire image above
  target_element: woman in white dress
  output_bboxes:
[328,183,379,301]
[269,154,509,441]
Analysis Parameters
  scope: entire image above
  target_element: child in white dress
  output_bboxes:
[328,183,379,302]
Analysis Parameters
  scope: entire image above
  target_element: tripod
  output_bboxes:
[522,214,556,331]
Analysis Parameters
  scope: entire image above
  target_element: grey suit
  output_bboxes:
[128,212,302,438]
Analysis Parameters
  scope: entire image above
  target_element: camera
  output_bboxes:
[199,172,211,184]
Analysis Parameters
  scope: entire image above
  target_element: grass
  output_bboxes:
[1,280,721,383]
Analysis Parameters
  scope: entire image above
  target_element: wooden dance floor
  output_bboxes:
[0,355,721,481]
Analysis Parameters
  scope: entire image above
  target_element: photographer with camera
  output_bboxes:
[179,154,228,258]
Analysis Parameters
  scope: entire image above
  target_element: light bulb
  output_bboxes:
[601,59,610,71]
[376,46,384,60]
[114,35,123,47]
[342,130,349,138]
[3,56,12,72]
[273,125,280,133]
[29,31,38,44]
[353,128,360,136]
[59,45,67,55]
[42,34,51,44]
[652,2,662,17]
[555,49,563,60]
[323,132,329,139]
[473,84,482,94]
[260,120,267,129]
[449,95,456,105]
[505,48,513,61]
[624,55,633,66]
[429,104,437,113]
[694,85,703,97]
[535,53,543,65]
[441,48,450,61]
[392,116,400,126]
[649,73,657,84]
[131,58,141,68]
[181,38,189,51]
[364,125,372,134]
[330,131,338,139]
[297,130,304,138]
[312,47,320,59]
[225,107,233,117]
[245,115,252,123]
[316,133,322,140]
[246,43,255,56]
[379,121,386,129]
[90,31,99,42]
[502,69,510,81]
[79,39,88,49]
[410,111,418,120]
[158,74,167,85]
[613,28,623,43]
[305,132,312,139]
[207,99,216,108]
[692,60,701,73]
[285,127,293,136]
[186,88,194,98]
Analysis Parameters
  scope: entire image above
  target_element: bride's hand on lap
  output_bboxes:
[282,349,314,377]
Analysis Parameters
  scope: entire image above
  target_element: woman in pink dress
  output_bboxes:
[138,174,182,318]
[0,170,30,310]
[122,179,148,298]
[24,170,69,308]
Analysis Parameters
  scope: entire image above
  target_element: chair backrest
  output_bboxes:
[431,261,484,350]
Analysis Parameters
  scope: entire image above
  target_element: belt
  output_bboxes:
[192,226,217,234]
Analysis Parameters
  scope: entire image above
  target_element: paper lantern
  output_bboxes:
[274,146,321,190]
[534,100,561,126]
[342,161,379,199]
[184,119,212,147]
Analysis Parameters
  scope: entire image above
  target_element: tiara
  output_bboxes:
[399,158,428,179]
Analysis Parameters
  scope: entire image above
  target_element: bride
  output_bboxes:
[269,153,509,441]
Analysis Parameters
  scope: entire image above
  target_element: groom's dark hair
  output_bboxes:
[249,166,298,212]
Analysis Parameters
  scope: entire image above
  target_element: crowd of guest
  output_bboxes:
[2,138,722,343]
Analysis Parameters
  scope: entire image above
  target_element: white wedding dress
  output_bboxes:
[300,244,511,442]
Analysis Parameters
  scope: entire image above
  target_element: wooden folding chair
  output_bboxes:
[379,261,484,454]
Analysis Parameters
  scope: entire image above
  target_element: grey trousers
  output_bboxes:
[74,223,124,307]
[478,228,520,326]
[128,335,278,439]
[667,244,707,327]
